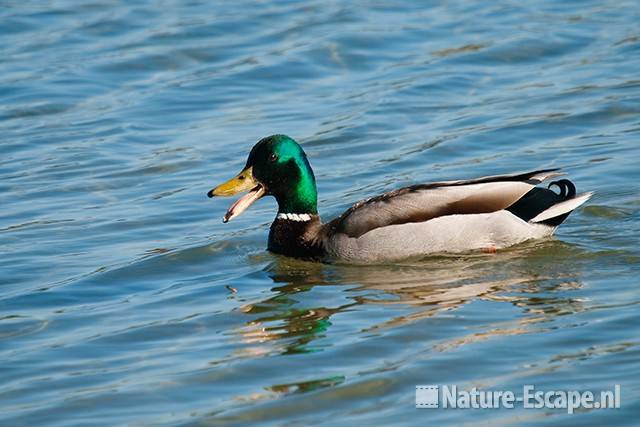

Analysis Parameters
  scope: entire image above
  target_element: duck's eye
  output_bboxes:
[268,153,278,163]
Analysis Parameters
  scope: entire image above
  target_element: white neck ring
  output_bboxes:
[277,213,312,222]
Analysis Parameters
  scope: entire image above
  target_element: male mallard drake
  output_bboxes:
[208,135,592,263]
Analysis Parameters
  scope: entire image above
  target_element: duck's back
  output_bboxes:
[321,169,591,263]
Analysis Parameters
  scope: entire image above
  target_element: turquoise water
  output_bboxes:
[1,0,640,425]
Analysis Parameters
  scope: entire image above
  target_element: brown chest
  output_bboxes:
[267,218,324,259]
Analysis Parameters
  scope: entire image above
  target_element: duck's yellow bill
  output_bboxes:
[207,167,265,222]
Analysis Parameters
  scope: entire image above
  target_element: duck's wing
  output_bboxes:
[327,169,565,238]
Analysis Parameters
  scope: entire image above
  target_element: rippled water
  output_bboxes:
[2,1,640,425]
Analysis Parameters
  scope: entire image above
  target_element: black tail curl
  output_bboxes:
[548,179,576,199]
[506,178,578,225]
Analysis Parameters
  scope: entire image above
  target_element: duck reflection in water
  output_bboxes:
[232,240,587,357]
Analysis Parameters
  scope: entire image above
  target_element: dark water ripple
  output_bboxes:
[1,0,640,425]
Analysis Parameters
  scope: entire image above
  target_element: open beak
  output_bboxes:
[207,166,266,223]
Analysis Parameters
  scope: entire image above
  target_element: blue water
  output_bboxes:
[1,1,640,425]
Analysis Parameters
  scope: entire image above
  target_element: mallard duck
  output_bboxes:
[208,135,592,263]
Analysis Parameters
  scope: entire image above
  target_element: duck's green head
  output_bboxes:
[208,135,318,222]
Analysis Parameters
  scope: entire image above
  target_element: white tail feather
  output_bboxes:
[530,192,593,223]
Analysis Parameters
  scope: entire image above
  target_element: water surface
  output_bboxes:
[1,1,640,425]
